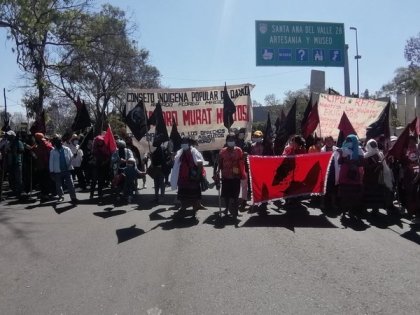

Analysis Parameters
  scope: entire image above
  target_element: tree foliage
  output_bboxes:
[283,88,310,134]
[381,33,420,96]
[50,4,160,133]
[0,0,90,115]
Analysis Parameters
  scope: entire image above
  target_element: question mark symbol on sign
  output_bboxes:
[298,49,306,61]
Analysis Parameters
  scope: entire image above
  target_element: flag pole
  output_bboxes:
[78,125,93,149]
[0,151,5,201]
[3,88,7,119]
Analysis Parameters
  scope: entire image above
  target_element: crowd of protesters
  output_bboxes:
[0,127,419,225]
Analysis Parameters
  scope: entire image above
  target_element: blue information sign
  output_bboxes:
[256,21,345,67]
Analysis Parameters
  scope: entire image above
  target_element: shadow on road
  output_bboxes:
[400,224,420,245]
[365,212,403,229]
[149,208,171,221]
[202,212,240,229]
[53,203,77,214]
[116,224,145,244]
[340,215,370,231]
[93,209,127,219]
[242,213,337,232]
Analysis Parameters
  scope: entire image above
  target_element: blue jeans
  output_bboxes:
[53,171,76,200]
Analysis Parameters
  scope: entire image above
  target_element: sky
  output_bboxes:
[1,0,419,114]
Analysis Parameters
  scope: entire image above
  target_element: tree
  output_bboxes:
[281,88,310,134]
[45,100,76,135]
[381,67,420,95]
[252,99,262,107]
[404,32,420,67]
[50,4,160,134]
[0,0,90,117]
[264,94,281,107]
[381,33,420,96]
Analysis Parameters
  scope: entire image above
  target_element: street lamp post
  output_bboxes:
[350,26,361,97]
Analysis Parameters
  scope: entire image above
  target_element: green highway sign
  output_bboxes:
[256,20,345,67]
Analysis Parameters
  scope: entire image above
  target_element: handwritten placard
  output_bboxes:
[317,94,388,139]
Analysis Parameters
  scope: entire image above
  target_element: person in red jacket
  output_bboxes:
[217,134,246,222]
[31,133,54,201]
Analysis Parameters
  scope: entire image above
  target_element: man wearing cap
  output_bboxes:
[250,130,264,155]
[5,130,24,199]
[49,135,78,203]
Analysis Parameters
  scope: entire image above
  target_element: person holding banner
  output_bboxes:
[235,128,251,211]
[337,134,364,219]
[400,136,420,223]
[217,134,246,220]
[282,135,306,155]
[321,136,340,211]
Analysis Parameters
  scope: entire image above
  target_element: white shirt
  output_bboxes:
[49,146,74,173]
[64,141,83,167]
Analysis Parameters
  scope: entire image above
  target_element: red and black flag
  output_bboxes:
[71,97,91,131]
[387,117,418,161]
[301,101,319,139]
[366,101,390,140]
[249,152,333,203]
[337,111,357,147]
[170,118,182,152]
[223,83,236,130]
[148,101,169,146]
[126,100,149,141]
[30,110,46,135]
[301,94,313,131]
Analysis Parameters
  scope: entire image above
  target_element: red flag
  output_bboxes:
[387,117,418,161]
[338,112,356,136]
[103,126,117,156]
[301,102,319,138]
[337,112,357,146]
[249,152,333,204]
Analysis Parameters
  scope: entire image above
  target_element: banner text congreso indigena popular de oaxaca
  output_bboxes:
[126,83,254,152]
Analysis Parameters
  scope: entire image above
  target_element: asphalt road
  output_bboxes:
[1,166,420,315]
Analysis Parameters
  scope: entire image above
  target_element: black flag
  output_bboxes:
[148,101,169,146]
[366,101,390,140]
[170,119,182,152]
[223,83,236,129]
[263,112,274,155]
[274,100,297,154]
[126,100,149,141]
[30,110,46,135]
[72,98,91,131]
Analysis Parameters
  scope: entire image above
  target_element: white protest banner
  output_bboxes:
[317,93,388,139]
[126,83,254,152]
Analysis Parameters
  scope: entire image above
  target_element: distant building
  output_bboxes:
[252,105,279,123]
